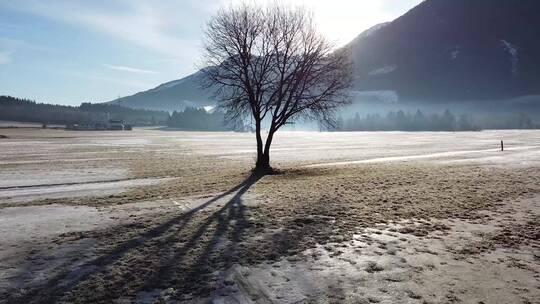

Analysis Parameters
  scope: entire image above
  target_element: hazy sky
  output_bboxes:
[0,0,422,105]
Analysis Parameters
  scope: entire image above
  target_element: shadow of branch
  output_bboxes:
[12,173,262,303]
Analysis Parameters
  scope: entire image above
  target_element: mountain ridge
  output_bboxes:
[109,0,540,112]
[110,70,214,112]
[348,0,540,101]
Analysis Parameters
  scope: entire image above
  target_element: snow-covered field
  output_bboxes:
[2,128,540,169]
[0,128,539,303]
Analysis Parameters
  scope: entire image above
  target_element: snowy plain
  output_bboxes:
[0,128,539,303]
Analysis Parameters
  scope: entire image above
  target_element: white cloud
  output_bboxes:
[2,0,423,58]
[224,0,423,46]
[103,64,158,74]
[1,1,203,61]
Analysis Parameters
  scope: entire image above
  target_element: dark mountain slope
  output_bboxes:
[110,70,213,112]
[110,0,540,111]
[347,0,540,101]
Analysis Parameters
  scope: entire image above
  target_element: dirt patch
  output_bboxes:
[2,129,540,303]
[0,177,175,205]
[486,219,540,249]
[5,164,540,303]
[191,196,540,304]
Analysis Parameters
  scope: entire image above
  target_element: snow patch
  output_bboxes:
[500,39,519,75]
[0,177,175,204]
[368,65,397,76]
[203,105,216,113]
[451,46,460,60]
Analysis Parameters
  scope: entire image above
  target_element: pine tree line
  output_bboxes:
[0,95,169,125]
[167,107,245,131]
[334,109,540,131]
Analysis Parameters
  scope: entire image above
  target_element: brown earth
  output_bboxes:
[1,128,539,303]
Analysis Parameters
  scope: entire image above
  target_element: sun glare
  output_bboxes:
[227,0,414,46]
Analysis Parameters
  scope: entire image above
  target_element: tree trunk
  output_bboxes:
[256,152,271,173]
[254,120,269,174]
[254,124,274,174]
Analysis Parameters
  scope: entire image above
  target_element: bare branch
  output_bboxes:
[201,2,353,171]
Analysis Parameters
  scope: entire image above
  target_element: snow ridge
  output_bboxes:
[369,65,397,76]
[451,46,460,60]
[500,39,519,75]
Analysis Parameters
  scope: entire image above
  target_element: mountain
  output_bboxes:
[110,70,213,112]
[347,0,540,102]
[110,0,540,111]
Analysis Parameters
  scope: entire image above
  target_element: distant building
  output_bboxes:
[65,119,132,131]
[66,123,96,131]
[95,122,108,130]
[108,119,125,130]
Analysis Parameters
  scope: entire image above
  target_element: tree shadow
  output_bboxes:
[132,171,261,296]
[10,173,263,303]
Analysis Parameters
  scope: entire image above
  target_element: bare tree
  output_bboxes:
[202,3,352,174]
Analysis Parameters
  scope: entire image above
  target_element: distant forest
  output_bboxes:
[167,107,244,131]
[334,110,539,131]
[0,96,169,125]
[2,96,538,131]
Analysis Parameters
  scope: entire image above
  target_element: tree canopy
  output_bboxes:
[202,3,352,173]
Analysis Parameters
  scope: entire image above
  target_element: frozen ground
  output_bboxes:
[2,128,540,168]
[0,177,174,204]
[0,128,539,303]
[203,196,539,304]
